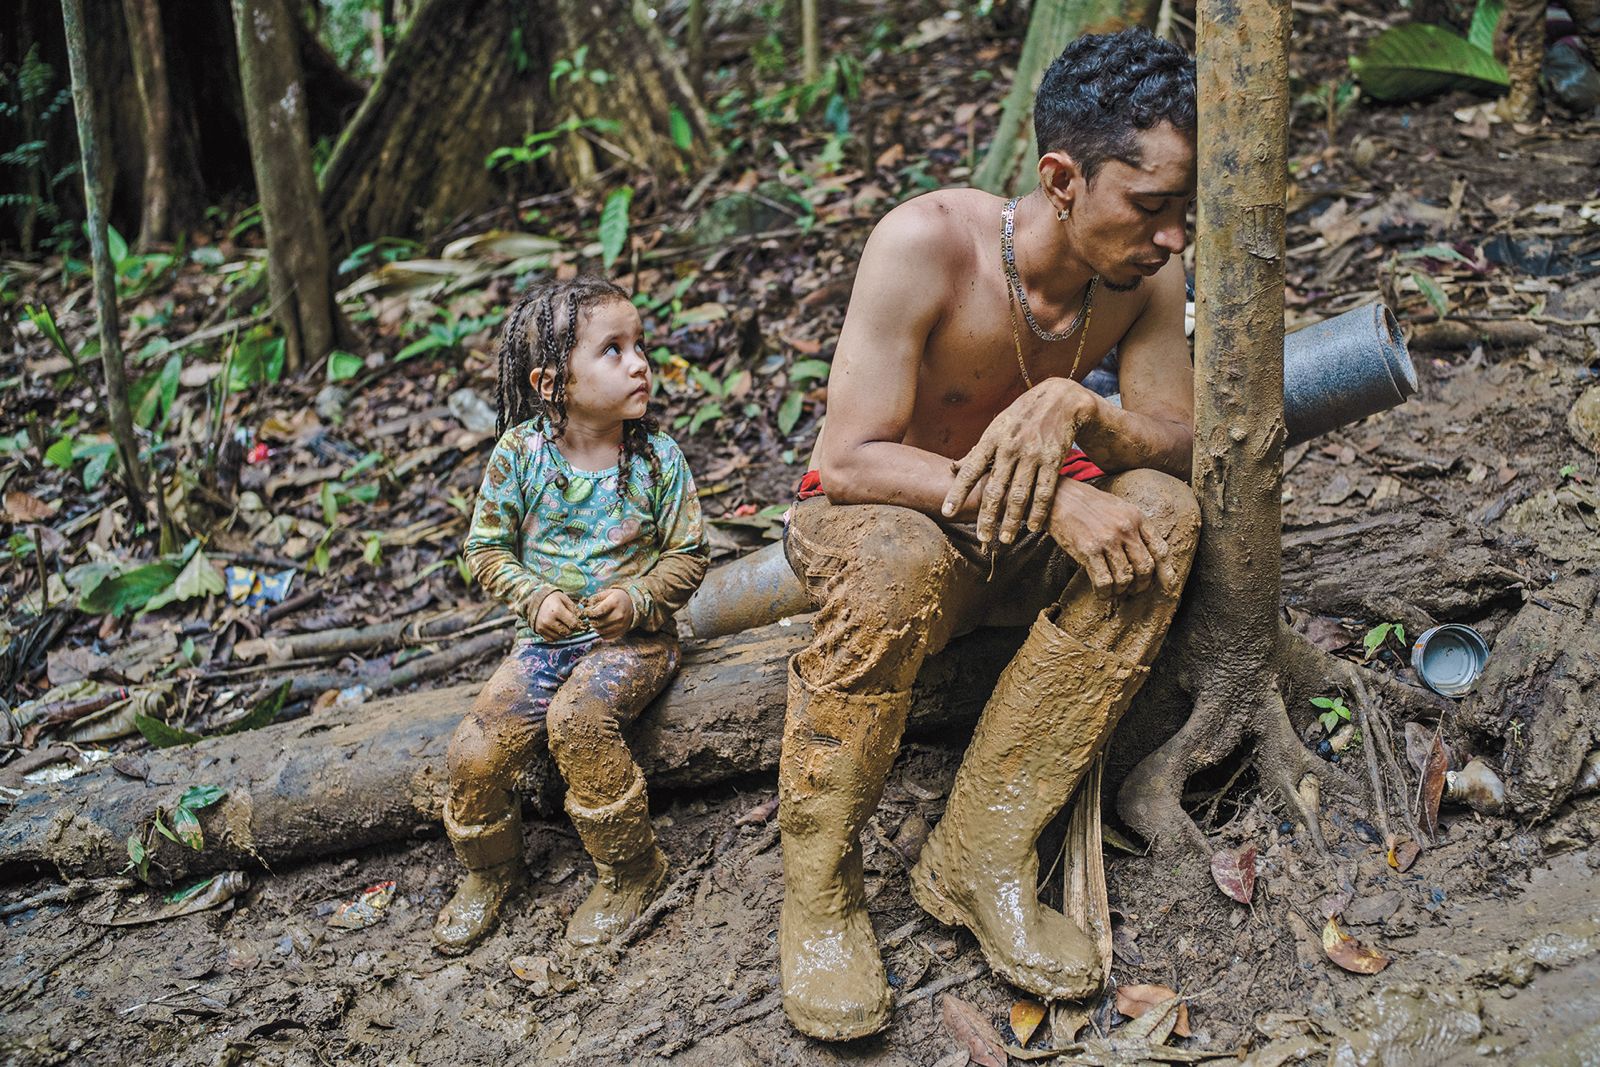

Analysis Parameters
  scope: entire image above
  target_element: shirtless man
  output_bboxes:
[777,30,1201,1040]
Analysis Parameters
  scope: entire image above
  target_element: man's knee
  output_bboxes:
[814,506,954,620]
[1103,469,1200,558]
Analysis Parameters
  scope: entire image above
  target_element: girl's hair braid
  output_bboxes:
[495,274,661,495]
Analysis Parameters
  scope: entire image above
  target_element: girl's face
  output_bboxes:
[541,297,651,423]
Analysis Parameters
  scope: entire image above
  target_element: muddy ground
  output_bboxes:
[6,1,1600,1064]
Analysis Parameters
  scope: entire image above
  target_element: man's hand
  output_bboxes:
[533,590,583,641]
[583,587,635,641]
[941,378,1100,544]
[1048,478,1179,599]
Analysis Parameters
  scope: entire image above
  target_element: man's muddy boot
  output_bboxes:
[433,805,526,955]
[779,659,910,1041]
[909,609,1149,1001]
[565,769,670,946]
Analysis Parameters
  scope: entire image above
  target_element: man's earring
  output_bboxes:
[1057,207,1071,221]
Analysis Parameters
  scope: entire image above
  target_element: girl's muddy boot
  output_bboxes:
[433,804,526,955]
[909,609,1149,1001]
[778,659,911,1041]
[564,769,669,946]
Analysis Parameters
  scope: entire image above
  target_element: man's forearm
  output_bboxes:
[820,441,985,519]
[1074,397,1192,480]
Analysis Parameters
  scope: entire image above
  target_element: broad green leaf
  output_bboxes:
[669,107,693,152]
[320,481,339,526]
[24,304,74,365]
[133,713,203,748]
[45,435,74,469]
[1310,696,1338,709]
[126,834,147,867]
[1349,24,1508,102]
[131,353,183,429]
[80,445,115,491]
[166,876,217,904]
[80,558,185,616]
[327,350,363,382]
[143,549,225,613]
[1411,271,1450,319]
[395,334,448,362]
[777,389,804,435]
[688,402,723,435]
[170,805,204,850]
[1363,623,1394,658]
[153,815,182,844]
[222,684,289,735]
[229,333,287,391]
[1467,0,1503,54]
[790,358,832,383]
[599,186,634,270]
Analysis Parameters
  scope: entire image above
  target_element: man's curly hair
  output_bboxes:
[1033,28,1197,183]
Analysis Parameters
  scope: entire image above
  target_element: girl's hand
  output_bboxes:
[584,588,635,641]
[533,591,583,640]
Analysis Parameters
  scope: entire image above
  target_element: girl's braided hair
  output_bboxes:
[495,274,661,497]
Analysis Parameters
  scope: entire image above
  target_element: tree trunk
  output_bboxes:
[231,0,337,373]
[1116,0,1315,858]
[121,0,174,245]
[0,624,1023,884]
[971,0,1155,196]
[59,0,148,523]
[319,0,715,255]
[800,0,820,82]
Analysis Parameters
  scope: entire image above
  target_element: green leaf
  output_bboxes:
[1349,24,1508,102]
[1411,271,1450,319]
[223,683,289,735]
[1320,710,1340,733]
[134,713,203,748]
[166,876,217,904]
[599,186,634,270]
[688,402,724,435]
[777,389,804,435]
[170,805,204,850]
[153,814,182,845]
[24,304,74,366]
[105,223,129,267]
[80,558,186,616]
[131,352,183,429]
[127,833,147,867]
[790,358,832,383]
[327,350,363,382]
[1310,696,1338,709]
[229,333,287,391]
[363,531,383,565]
[1394,624,1406,646]
[669,107,693,152]
[142,549,224,614]
[1467,0,1504,54]
[1363,623,1394,659]
[44,434,74,469]
[81,445,114,491]
[319,481,339,526]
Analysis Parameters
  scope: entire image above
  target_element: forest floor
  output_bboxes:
[4,1,1600,1064]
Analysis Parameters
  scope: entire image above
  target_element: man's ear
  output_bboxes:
[1038,149,1082,215]
[530,365,557,401]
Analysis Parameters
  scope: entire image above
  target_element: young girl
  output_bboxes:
[434,275,708,954]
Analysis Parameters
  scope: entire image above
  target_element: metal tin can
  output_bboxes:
[1411,624,1490,698]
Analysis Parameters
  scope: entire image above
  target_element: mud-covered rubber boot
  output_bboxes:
[564,769,670,946]
[433,804,526,955]
[779,659,911,1041]
[909,609,1149,1001]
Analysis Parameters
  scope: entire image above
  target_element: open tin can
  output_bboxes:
[1411,624,1490,698]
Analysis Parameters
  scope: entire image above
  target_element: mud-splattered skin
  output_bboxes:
[778,468,1199,1035]
[434,631,681,952]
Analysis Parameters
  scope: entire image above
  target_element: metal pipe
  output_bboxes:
[684,302,1417,639]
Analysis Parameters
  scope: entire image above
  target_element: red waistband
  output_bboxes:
[796,449,1103,501]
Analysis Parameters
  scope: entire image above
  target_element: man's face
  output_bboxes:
[1072,122,1196,292]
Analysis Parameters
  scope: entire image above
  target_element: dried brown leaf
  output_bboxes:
[1387,838,1421,872]
[940,994,1006,1067]
[1009,999,1046,1047]
[1115,984,1191,1037]
[1321,916,1391,974]
[4,490,55,524]
[1211,844,1257,903]
[1419,731,1449,839]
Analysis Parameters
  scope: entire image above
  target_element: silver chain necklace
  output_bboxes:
[1002,196,1097,343]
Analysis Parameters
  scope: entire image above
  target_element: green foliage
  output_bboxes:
[42,433,117,490]
[23,304,76,369]
[599,186,634,270]
[227,329,287,391]
[0,45,80,257]
[327,350,364,382]
[396,307,505,363]
[130,353,184,430]
[337,237,423,277]
[485,117,622,172]
[221,682,291,735]
[1311,695,1352,734]
[669,108,694,152]
[124,784,227,880]
[1349,3,1509,102]
[1363,621,1408,660]
[79,541,222,617]
[550,44,610,88]
[133,713,203,748]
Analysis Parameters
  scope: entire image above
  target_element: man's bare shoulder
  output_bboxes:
[865,188,996,279]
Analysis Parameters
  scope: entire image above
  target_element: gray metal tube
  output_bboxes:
[684,302,1417,639]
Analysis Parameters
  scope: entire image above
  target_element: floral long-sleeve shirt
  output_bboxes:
[464,423,709,643]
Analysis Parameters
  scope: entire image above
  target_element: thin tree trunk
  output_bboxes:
[1117,0,1324,859]
[801,0,820,82]
[60,0,148,523]
[231,0,336,373]
[972,0,1155,196]
[687,0,705,92]
[121,0,174,245]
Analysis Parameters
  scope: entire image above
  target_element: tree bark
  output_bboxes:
[59,0,148,523]
[0,624,1023,883]
[1116,0,1317,858]
[972,0,1156,196]
[319,0,716,255]
[801,0,821,82]
[121,0,174,245]
[231,0,337,373]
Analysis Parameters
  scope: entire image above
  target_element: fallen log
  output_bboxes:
[0,621,1023,884]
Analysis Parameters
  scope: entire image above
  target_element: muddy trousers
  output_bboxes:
[777,469,1200,1037]
[438,631,680,948]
